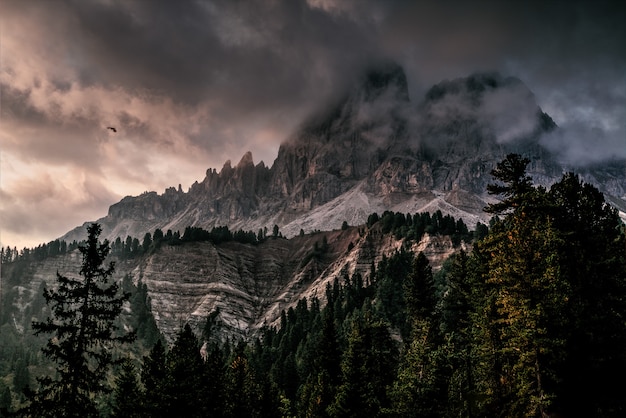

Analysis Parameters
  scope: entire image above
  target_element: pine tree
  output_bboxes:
[476,205,568,416]
[439,250,477,416]
[163,324,207,417]
[225,344,261,418]
[0,384,12,417]
[549,172,626,415]
[329,312,396,417]
[26,223,135,418]
[141,339,168,417]
[390,253,445,417]
[111,358,143,418]
[484,153,533,214]
[203,341,227,417]
[469,159,626,415]
[404,252,436,326]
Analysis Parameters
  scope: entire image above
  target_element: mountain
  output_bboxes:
[60,64,626,246]
[11,64,625,342]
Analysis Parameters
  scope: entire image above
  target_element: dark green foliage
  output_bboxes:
[404,252,436,325]
[163,324,208,417]
[25,223,135,418]
[111,359,143,418]
[474,221,489,241]
[329,312,397,417]
[180,225,259,245]
[141,340,168,417]
[1,239,69,264]
[142,232,152,253]
[366,212,379,227]
[366,209,473,245]
[469,156,626,416]
[373,250,414,338]
[12,356,30,394]
[548,172,626,416]
[225,344,262,418]
[484,153,533,214]
[152,228,164,243]
[0,384,12,417]
[122,275,162,348]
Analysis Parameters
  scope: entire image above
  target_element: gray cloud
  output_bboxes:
[1,0,624,248]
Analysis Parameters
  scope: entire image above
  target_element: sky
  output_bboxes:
[1,0,625,250]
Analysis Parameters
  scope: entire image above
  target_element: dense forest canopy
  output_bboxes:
[1,154,625,417]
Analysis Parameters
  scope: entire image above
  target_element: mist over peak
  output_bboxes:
[360,61,410,103]
[424,72,521,102]
[296,61,410,137]
[418,72,552,146]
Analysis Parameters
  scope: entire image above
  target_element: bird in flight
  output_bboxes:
[107,126,117,133]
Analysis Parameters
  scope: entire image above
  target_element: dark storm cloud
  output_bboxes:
[53,0,383,113]
[375,0,626,164]
[1,0,624,248]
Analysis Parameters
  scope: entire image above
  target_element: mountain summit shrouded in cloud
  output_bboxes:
[56,64,624,247]
[1,0,625,248]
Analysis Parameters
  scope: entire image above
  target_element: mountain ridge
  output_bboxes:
[59,65,626,245]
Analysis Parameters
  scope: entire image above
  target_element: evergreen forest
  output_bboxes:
[1,154,625,417]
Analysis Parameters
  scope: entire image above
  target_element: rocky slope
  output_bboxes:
[6,225,466,342]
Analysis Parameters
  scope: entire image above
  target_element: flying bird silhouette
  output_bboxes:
[107,126,117,133]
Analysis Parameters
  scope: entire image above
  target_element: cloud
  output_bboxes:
[0,166,120,249]
[1,0,624,248]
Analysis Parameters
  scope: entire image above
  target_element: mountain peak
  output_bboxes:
[360,61,409,103]
[425,72,524,102]
[421,71,551,144]
[237,151,254,168]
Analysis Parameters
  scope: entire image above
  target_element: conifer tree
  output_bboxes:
[471,158,626,415]
[329,312,395,417]
[0,384,12,417]
[141,339,168,417]
[163,324,207,417]
[439,250,476,416]
[26,223,135,418]
[391,253,445,416]
[111,358,143,418]
[549,172,626,415]
[475,203,568,416]
[225,344,261,418]
[484,153,533,214]
[404,252,436,326]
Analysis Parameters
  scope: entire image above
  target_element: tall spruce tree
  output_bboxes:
[141,339,168,417]
[111,358,143,418]
[484,153,533,214]
[329,311,396,418]
[390,252,444,417]
[549,172,626,415]
[163,324,208,417]
[471,156,626,416]
[26,223,135,417]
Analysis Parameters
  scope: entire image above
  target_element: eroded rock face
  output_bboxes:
[8,226,464,343]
